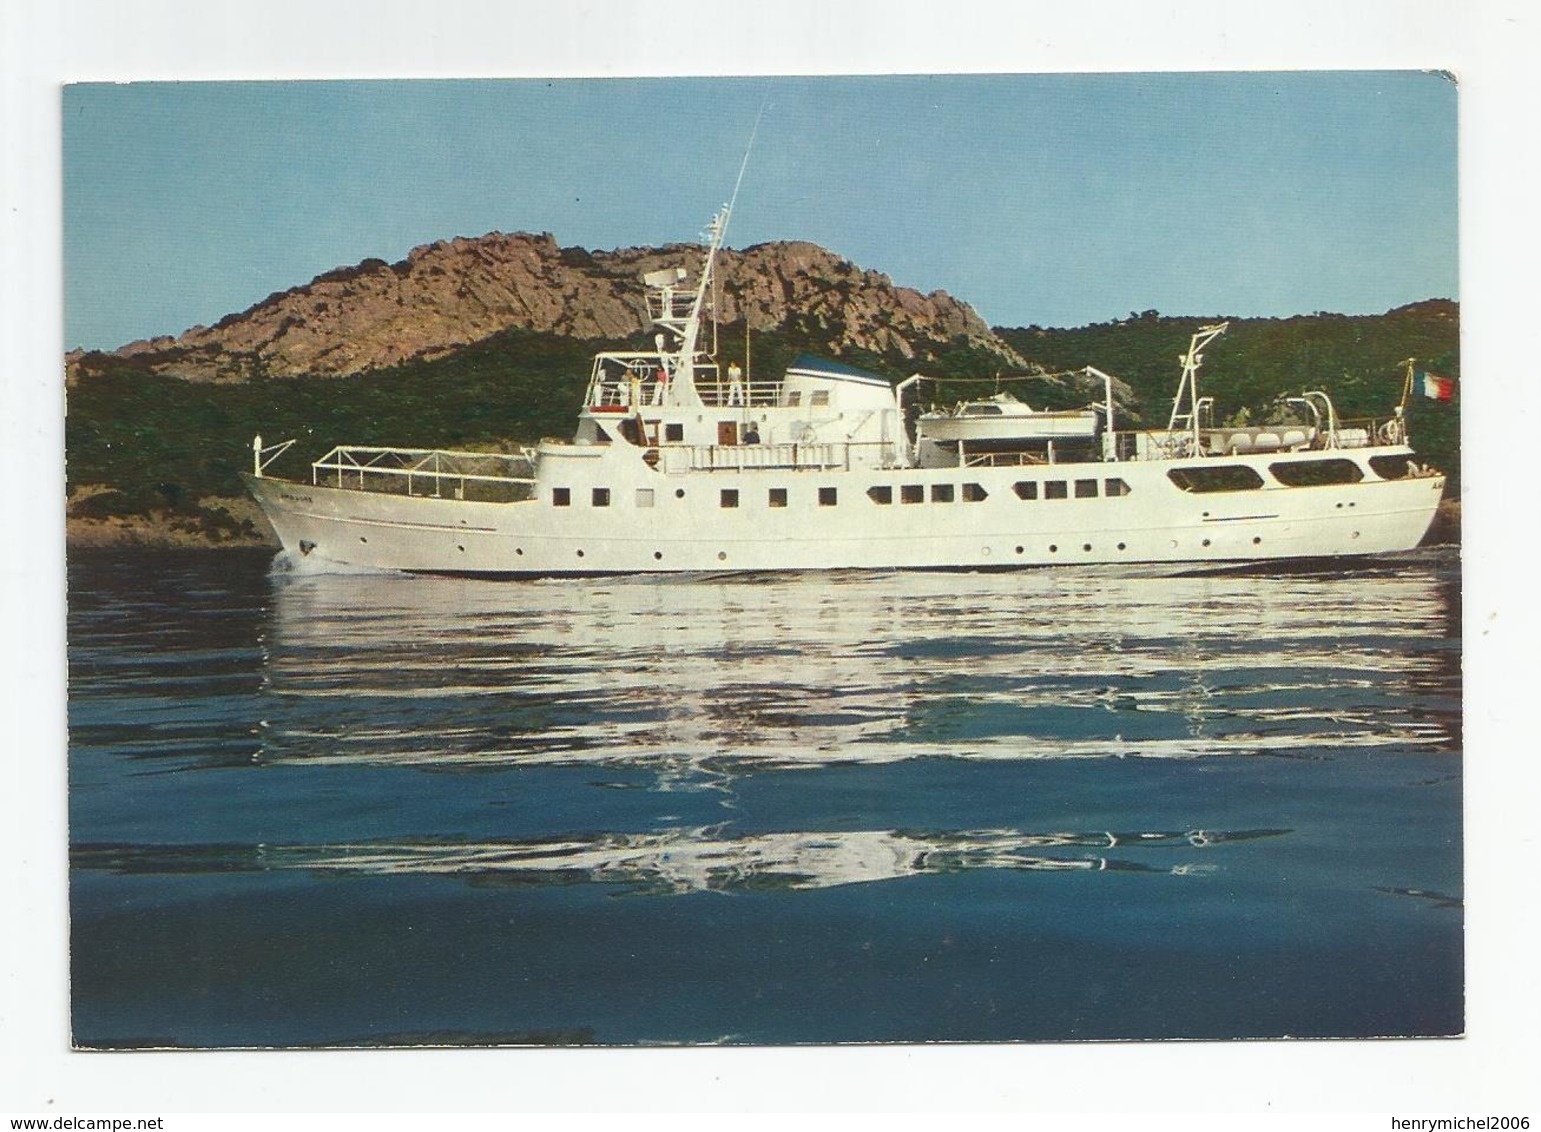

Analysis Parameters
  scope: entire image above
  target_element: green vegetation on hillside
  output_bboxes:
[65,301,1461,540]
[67,329,601,531]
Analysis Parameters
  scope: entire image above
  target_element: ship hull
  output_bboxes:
[242,452,1445,577]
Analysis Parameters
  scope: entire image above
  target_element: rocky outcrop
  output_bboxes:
[69,234,1028,383]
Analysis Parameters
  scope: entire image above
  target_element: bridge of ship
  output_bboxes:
[584,351,787,410]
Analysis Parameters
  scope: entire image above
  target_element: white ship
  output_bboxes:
[244,206,1446,577]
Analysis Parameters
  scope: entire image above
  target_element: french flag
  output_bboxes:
[1418,369,1455,401]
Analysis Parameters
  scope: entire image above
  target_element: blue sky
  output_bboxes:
[63,72,1457,351]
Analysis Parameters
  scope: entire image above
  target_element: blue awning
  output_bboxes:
[785,354,892,388]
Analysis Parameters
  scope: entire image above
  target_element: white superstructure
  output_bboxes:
[244,207,1446,577]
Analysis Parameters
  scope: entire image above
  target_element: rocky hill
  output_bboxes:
[68,234,1027,383]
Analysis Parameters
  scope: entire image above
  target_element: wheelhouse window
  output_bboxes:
[785,391,802,407]
[1013,481,1039,500]
[1167,465,1266,493]
[810,390,831,407]
[592,487,611,507]
[962,483,988,502]
[1074,478,1098,498]
[664,423,684,443]
[819,487,838,506]
[769,487,788,508]
[900,484,924,504]
[1044,480,1068,500]
[931,483,955,503]
[1104,478,1131,497]
[720,488,740,509]
[1269,458,1365,487]
[552,487,571,507]
[867,485,893,504]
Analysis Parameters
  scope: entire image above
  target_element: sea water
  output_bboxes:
[67,547,1462,1046]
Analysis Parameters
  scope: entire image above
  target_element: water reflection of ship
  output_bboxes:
[256,553,1459,777]
[74,825,1289,894]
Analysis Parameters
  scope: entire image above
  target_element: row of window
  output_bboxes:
[552,478,1139,509]
[784,390,831,408]
[866,482,989,505]
[1169,457,1388,493]
[555,485,872,509]
[1013,477,1132,500]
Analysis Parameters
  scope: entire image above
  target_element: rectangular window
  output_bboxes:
[592,487,611,507]
[930,483,955,503]
[1104,478,1131,497]
[1168,465,1266,493]
[664,422,684,443]
[867,485,893,504]
[1044,480,1067,500]
[1013,481,1039,500]
[720,488,739,509]
[1074,478,1098,498]
[769,487,788,508]
[962,482,988,502]
[786,391,802,407]
[635,488,655,508]
[810,390,831,407]
[552,487,571,507]
[900,484,924,504]
[819,487,838,506]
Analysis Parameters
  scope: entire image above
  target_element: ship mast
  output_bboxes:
[644,104,764,408]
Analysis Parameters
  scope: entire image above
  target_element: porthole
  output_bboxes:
[1117,542,1126,550]
[718,551,727,561]
[515,548,523,556]
[359,536,368,543]
[1049,544,1058,553]
[576,549,585,558]
[675,488,686,498]
[457,545,465,553]
[1252,536,1261,545]
[1082,543,1091,552]
[1015,545,1024,554]
[1202,539,1211,547]
[654,551,663,560]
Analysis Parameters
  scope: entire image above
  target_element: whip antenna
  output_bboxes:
[719,95,769,246]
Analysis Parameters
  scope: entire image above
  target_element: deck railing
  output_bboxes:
[697,379,782,408]
[310,446,538,502]
[1113,414,1404,463]
[587,373,783,410]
